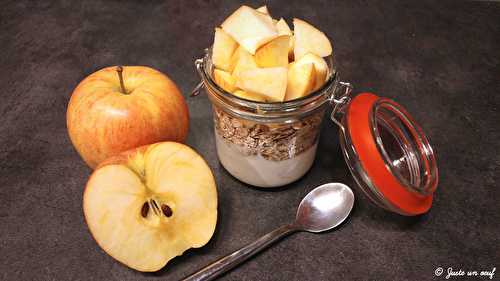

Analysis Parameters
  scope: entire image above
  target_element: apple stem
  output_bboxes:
[116,66,128,94]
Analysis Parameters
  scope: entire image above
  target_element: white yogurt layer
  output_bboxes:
[215,132,318,188]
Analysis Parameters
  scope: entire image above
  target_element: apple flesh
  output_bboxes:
[67,66,189,169]
[232,89,267,102]
[293,18,332,60]
[254,35,291,68]
[256,5,269,15]
[294,53,328,91]
[221,5,278,54]
[211,6,335,103]
[236,67,288,102]
[212,27,238,72]
[231,46,258,78]
[213,69,237,92]
[285,62,316,101]
[276,18,292,36]
[275,18,294,59]
[256,5,274,25]
[83,142,218,272]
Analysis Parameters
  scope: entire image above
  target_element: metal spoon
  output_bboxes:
[182,183,355,281]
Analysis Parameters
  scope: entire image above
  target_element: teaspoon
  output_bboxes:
[182,182,355,281]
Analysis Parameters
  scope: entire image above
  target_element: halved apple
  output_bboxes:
[254,35,290,68]
[83,142,218,272]
[232,89,267,102]
[231,46,258,78]
[221,6,278,54]
[236,67,287,102]
[213,69,237,93]
[285,62,316,101]
[212,28,239,72]
[294,53,328,90]
[293,18,332,60]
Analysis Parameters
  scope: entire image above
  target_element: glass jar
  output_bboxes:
[193,48,438,215]
[193,48,348,188]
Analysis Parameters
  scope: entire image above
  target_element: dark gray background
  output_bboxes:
[1,1,499,280]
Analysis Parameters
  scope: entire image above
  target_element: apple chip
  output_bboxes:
[213,69,237,93]
[256,5,269,15]
[212,28,238,71]
[285,62,316,101]
[256,5,274,25]
[276,18,292,36]
[255,35,290,68]
[221,6,278,54]
[231,46,258,78]
[233,89,267,102]
[293,18,332,60]
[236,67,288,102]
[275,18,294,59]
[294,53,328,91]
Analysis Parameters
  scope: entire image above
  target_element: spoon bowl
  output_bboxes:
[295,183,355,232]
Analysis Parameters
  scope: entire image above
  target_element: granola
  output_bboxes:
[213,107,323,161]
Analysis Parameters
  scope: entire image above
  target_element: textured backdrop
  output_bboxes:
[0,1,499,280]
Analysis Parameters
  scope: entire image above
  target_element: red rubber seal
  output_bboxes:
[347,93,433,215]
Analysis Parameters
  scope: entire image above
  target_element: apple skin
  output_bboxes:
[67,66,189,169]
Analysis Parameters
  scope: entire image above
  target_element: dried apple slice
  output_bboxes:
[232,89,267,102]
[83,142,217,272]
[255,35,290,68]
[212,28,238,72]
[231,46,258,78]
[221,6,278,54]
[285,62,316,101]
[293,18,332,60]
[213,69,237,93]
[236,67,287,102]
[294,53,328,90]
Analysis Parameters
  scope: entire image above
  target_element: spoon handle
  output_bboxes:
[182,224,297,281]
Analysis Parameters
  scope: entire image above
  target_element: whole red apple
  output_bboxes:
[67,66,189,169]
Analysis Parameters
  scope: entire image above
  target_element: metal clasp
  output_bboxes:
[190,58,205,97]
[330,81,353,130]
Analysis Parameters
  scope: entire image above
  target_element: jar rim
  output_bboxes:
[196,47,338,119]
[340,93,438,215]
[370,98,438,196]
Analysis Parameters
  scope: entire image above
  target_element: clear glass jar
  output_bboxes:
[193,49,347,188]
[193,49,438,215]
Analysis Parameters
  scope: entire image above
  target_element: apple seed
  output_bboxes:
[141,202,149,218]
[150,199,161,215]
[161,204,173,217]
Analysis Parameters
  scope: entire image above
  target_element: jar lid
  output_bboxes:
[338,93,438,216]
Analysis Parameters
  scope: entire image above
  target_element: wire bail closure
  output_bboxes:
[190,58,205,97]
[329,81,353,130]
